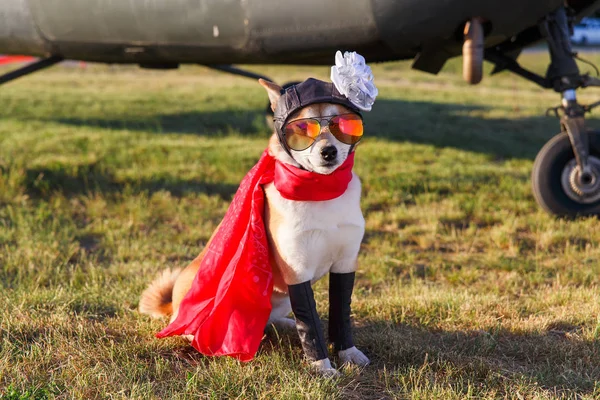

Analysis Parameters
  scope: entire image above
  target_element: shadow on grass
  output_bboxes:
[349,321,599,395]
[21,98,593,201]
[367,99,562,160]
[259,319,599,396]
[24,163,239,199]
[37,99,573,160]
[51,109,267,138]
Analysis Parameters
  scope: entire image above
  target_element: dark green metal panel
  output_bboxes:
[26,0,379,61]
[371,0,565,53]
[24,0,381,64]
[0,0,46,55]
[28,0,247,47]
[371,0,565,72]
[1,0,599,66]
[246,0,377,54]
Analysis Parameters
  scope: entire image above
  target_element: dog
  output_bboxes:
[139,78,369,375]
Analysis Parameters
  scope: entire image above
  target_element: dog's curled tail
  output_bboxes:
[139,268,181,318]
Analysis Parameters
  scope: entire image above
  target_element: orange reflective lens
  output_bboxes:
[284,119,321,151]
[283,114,363,151]
[329,114,363,144]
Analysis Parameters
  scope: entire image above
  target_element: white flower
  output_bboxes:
[330,51,378,112]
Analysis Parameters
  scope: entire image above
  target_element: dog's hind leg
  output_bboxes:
[267,291,295,330]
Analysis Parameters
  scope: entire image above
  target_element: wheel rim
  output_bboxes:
[560,156,600,204]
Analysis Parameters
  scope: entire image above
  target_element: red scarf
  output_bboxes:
[156,150,354,361]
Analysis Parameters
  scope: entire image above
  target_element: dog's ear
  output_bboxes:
[259,79,283,112]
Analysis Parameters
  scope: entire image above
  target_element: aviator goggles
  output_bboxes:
[282,113,364,151]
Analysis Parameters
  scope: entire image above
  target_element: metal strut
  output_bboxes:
[544,8,591,179]
[0,55,64,86]
[484,49,551,89]
[204,64,273,82]
[542,7,580,92]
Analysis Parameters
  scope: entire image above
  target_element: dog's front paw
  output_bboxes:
[338,346,370,367]
[310,358,340,378]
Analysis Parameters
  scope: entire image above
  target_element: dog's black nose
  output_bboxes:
[320,146,337,161]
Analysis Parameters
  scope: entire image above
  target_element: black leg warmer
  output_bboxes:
[328,272,355,351]
[288,281,328,362]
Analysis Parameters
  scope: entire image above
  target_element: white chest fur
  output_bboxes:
[264,172,365,288]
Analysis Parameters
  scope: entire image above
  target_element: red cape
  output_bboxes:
[157,150,354,361]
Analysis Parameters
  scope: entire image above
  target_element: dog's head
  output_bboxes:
[259,79,361,175]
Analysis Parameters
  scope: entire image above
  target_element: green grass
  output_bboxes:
[2,53,600,399]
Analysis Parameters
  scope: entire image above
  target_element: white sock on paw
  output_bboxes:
[310,358,340,377]
[338,346,370,367]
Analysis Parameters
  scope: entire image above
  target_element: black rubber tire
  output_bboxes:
[265,81,301,131]
[532,131,600,217]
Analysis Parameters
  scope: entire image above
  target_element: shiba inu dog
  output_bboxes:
[140,52,377,375]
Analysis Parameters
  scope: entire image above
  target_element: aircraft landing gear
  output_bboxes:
[485,6,600,217]
[532,96,600,216]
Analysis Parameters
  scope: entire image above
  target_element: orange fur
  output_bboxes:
[138,268,181,318]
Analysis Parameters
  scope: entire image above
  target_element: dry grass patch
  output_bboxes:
[2,53,600,398]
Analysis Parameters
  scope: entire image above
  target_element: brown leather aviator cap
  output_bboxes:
[273,78,362,155]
